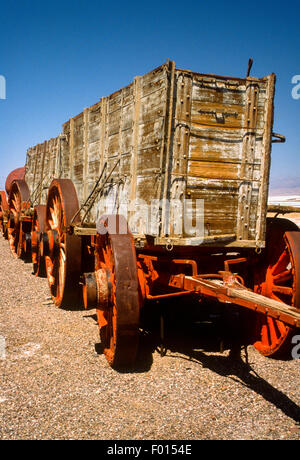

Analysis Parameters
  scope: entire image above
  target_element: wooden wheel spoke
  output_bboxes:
[272,285,293,296]
[47,260,56,286]
[271,249,289,276]
[50,204,59,229]
[270,292,284,303]
[12,198,19,213]
[48,217,55,230]
[276,319,287,337]
[261,323,270,347]
[273,269,292,284]
[60,246,66,263]
[267,317,279,346]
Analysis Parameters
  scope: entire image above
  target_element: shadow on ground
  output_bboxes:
[87,297,300,424]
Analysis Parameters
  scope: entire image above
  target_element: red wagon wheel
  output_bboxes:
[7,180,31,259]
[254,218,300,357]
[0,191,8,238]
[31,204,46,277]
[45,179,82,307]
[94,215,140,369]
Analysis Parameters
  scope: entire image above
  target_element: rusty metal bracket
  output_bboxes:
[172,259,198,276]
[246,58,253,78]
[272,132,286,143]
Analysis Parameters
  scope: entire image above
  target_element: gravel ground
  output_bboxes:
[0,234,300,440]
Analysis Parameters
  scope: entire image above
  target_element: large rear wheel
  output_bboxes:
[254,218,300,357]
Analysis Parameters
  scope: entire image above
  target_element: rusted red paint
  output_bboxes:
[5,167,25,195]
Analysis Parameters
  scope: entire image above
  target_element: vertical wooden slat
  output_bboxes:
[129,76,142,206]
[256,73,276,247]
[83,108,89,201]
[32,145,39,196]
[69,117,75,181]
[99,97,107,175]
[161,60,176,237]
[237,80,259,241]
[117,88,124,177]
[38,141,47,204]
[156,65,170,203]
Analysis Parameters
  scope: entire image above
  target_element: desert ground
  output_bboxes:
[268,195,300,227]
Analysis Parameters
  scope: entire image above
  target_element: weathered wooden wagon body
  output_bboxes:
[1,61,300,369]
[25,62,275,248]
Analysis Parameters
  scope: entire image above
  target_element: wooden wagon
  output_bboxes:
[1,60,300,369]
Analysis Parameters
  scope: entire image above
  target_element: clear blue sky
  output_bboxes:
[0,0,299,194]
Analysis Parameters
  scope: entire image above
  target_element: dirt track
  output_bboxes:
[0,234,300,440]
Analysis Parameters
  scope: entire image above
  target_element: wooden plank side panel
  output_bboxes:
[189,127,244,163]
[187,182,239,236]
[178,72,273,246]
[25,138,59,205]
[134,66,169,236]
[96,82,136,222]
[96,65,169,233]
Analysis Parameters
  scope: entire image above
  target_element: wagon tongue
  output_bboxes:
[169,275,300,328]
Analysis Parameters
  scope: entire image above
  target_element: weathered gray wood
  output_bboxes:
[24,62,276,249]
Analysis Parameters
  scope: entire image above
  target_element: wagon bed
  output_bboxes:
[25,61,277,250]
